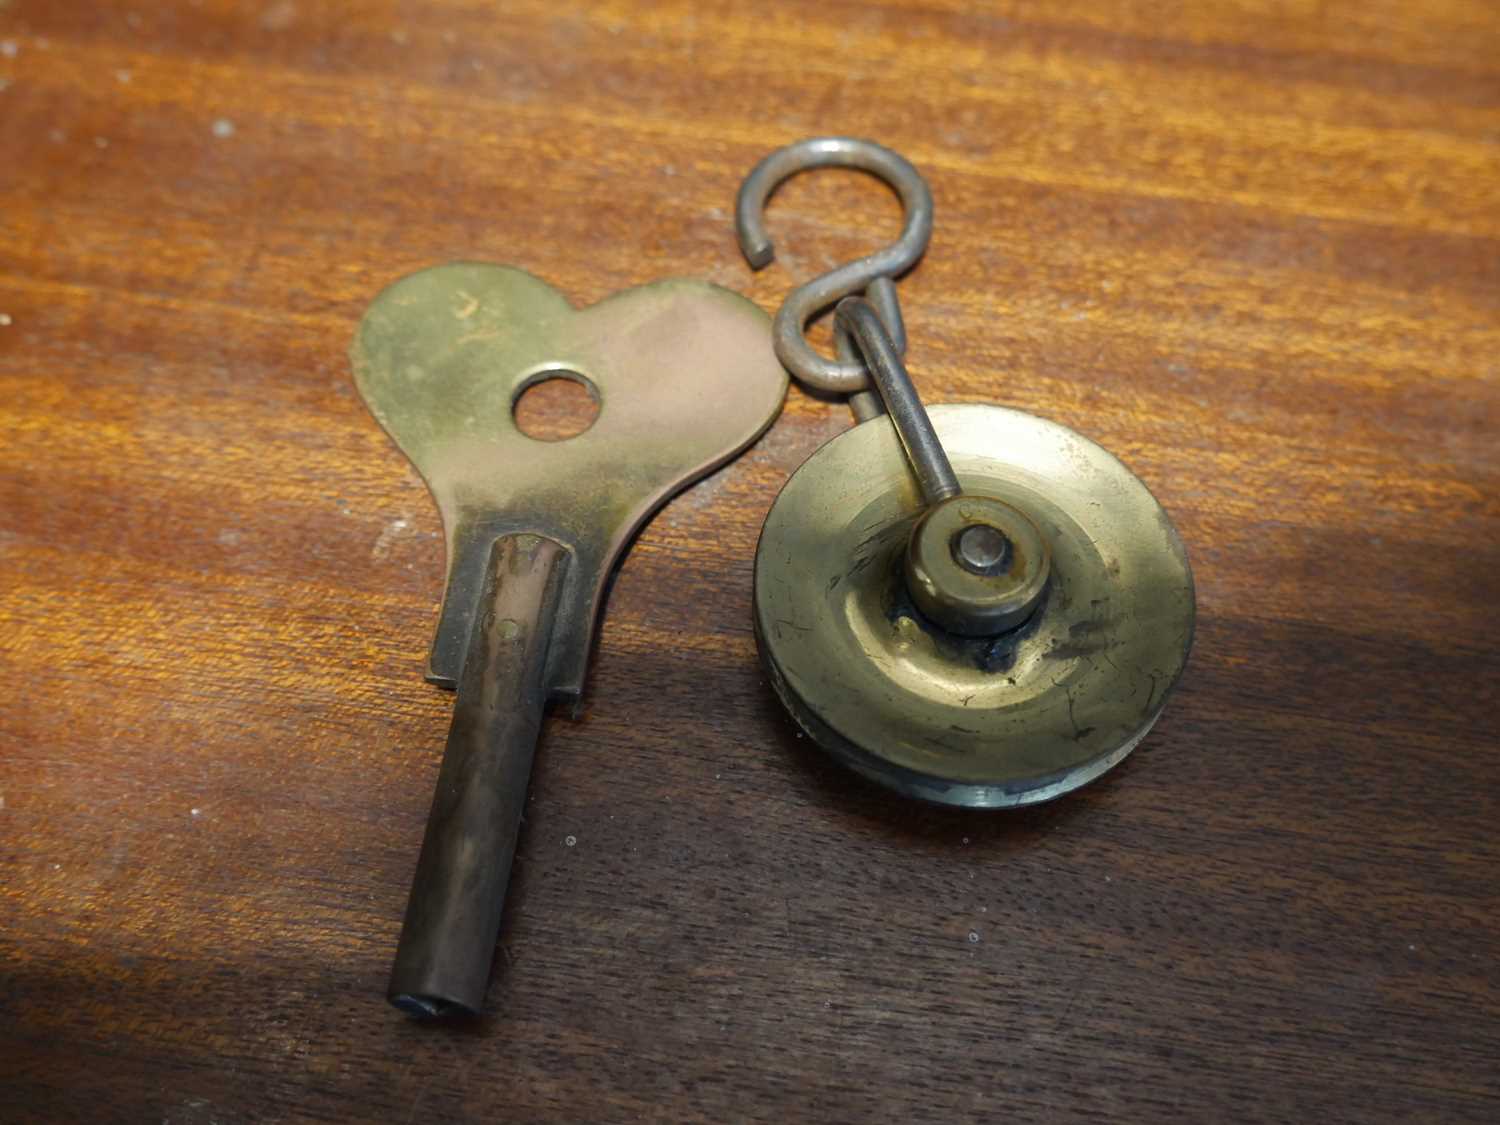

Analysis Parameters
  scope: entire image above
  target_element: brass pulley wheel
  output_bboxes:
[754,404,1195,808]
[738,138,1195,807]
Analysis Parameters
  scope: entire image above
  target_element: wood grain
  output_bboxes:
[2,1,1498,1121]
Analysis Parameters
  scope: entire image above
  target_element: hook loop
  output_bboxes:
[736,137,933,395]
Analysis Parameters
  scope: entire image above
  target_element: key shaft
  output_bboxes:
[388,533,570,1018]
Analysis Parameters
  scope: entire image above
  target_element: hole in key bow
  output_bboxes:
[512,369,600,441]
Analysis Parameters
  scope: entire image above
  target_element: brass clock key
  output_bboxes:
[352,264,786,1017]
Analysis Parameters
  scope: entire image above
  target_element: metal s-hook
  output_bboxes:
[735,137,934,395]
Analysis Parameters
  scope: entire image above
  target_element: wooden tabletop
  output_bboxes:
[3,2,1498,1121]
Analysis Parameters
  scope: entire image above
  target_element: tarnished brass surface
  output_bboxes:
[389,533,569,1018]
[351,264,787,698]
[755,404,1195,808]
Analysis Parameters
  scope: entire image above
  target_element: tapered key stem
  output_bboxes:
[388,533,570,1018]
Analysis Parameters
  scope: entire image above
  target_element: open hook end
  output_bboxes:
[734,180,776,270]
[744,244,775,270]
[738,230,775,271]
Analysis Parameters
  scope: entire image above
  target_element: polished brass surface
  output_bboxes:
[905,493,1052,637]
[755,404,1195,808]
[351,263,788,698]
